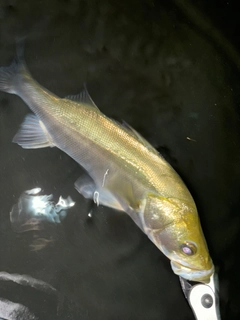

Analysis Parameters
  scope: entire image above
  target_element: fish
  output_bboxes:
[0,46,214,282]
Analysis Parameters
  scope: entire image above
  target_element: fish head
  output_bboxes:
[166,213,214,283]
[142,194,214,283]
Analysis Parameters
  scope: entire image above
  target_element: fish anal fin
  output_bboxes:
[12,114,54,149]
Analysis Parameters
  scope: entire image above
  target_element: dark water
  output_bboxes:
[0,0,240,319]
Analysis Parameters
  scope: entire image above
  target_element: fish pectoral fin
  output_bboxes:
[65,84,100,111]
[97,188,124,211]
[75,174,124,211]
[106,177,140,212]
[12,114,55,149]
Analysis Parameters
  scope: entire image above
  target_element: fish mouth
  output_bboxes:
[170,261,215,283]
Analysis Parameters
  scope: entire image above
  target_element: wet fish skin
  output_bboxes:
[0,48,214,282]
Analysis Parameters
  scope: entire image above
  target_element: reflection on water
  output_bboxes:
[0,299,36,320]
[9,188,75,251]
[0,272,57,320]
[10,188,75,233]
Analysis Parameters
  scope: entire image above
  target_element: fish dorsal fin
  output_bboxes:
[12,114,55,149]
[121,120,159,155]
[65,85,99,111]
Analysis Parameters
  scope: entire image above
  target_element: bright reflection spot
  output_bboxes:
[56,196,75,209]
[10,188,75,233]
[26,187,42,195]
[31,196,48,214]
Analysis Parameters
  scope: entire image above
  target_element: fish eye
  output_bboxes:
[180,242,197,256]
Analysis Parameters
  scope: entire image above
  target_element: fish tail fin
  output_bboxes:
[0,39,27,94]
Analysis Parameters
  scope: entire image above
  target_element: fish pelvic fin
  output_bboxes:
[0,39,27,94]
